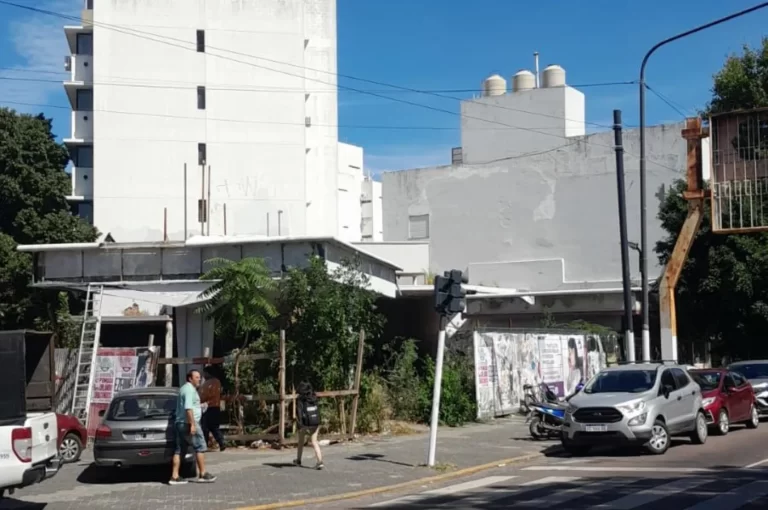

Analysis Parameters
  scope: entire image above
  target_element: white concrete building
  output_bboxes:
[63,0,378,244]
[381,63,710,359]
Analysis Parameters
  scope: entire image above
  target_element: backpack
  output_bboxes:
[299,394,320,427]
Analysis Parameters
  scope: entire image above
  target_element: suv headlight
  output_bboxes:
[617,401,646,415]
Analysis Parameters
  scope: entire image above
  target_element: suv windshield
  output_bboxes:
[583,370,657,394]
[729,364,768,380]
[107,394,177,421]
[691,371,721,390]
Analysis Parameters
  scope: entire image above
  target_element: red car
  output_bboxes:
[56,413,88,463]
[690,368,760,435]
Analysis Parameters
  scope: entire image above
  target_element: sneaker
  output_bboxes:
[197,472,217,483]
[169,477,188,485]
[314,462,324,470]
[292,459,302,467]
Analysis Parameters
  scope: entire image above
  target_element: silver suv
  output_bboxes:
[562,363,707,455]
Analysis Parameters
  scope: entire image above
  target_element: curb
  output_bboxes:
[231,451,545,510]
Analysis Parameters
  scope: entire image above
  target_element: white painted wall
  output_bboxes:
[460,85,586,164]
[337,142,363,242]
[361,178,383,241]
[81,0,338,242]
[382,72,689,291]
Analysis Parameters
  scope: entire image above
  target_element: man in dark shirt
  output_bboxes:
[199,366,226,451]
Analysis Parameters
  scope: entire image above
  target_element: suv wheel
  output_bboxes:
[690,411,708,445]
[646,419,670,455]
[716,409,730,436]
[746,404,760,429]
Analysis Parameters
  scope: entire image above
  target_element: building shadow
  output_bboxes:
[356,465,768,509]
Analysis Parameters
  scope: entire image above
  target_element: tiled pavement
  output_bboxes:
[2,416,546,510]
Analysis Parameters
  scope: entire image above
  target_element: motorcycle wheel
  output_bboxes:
[529,416,543,440]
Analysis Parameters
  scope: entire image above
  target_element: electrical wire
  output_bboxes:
[645,83,697,119]
[0,99,589,132]
[0,67,637,94]
[1,0,628,135]
[0,0,680,173]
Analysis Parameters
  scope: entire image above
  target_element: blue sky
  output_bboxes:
[1,0,766,175]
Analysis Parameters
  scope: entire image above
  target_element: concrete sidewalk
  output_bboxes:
[9,416,553,510]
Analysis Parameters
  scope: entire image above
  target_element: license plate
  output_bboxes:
[585,424,607,432]
[134,433,154,441]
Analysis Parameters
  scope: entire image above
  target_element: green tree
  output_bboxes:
[655,39,768,361]
[198,257,279,432]
[279,256,384,391]
[0,108,98,334]
[706,37,768,115]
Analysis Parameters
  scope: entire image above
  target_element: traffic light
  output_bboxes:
[433,269,467,315]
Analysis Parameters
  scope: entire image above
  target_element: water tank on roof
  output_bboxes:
[482,74,507,96]
[512,70,535,92]
[542,65,566,88]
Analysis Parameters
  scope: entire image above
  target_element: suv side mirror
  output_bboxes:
[661,385,673,399]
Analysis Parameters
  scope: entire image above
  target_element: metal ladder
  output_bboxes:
[71,284,105,425]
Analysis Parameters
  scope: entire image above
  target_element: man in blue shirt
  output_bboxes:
[170,369,217,485]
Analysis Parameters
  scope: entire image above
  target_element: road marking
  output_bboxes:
[369,476,516,506]
[514,478,629,506]
[521,476,581,486]
[369,495,424,507]
[744,457,768,468]
[594,477,712,509]
[557,458,589,465]
[423,476,516,495]
[684,480,768,510]
[522,465,713,473]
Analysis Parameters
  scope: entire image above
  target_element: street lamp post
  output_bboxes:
[637,1,768,362]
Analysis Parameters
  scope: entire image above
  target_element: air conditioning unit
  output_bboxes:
[64,56,72,72]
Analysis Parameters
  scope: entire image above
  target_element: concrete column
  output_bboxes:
[164,319,173,387]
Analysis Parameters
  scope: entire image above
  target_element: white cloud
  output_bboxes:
[1,0,78,106]
[365,146,453,177]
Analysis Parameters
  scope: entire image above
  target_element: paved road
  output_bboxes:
[309,419,768,510]
[0,417,540,510]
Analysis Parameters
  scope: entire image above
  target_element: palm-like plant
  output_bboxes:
[198,257,278,431]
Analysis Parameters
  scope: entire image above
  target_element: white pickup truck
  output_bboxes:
[0,414,61,498]
[0,331,62,499]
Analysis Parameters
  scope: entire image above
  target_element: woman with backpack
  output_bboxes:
[293,381,324,470]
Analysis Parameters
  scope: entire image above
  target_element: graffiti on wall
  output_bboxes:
[474,330,608,420]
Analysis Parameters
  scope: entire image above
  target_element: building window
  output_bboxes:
[73,146,93,167]
[196,30,205,52]
[408,214,429,240]
[197,86,206,110]
[76,33,93,55]
[75,89,93,110]
[198,143,207,165]
[75,201,94,225]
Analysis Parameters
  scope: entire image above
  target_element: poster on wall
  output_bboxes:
[537,335,565,397]
[86,346,160,438]
[473,333,496,420]
[491,333,516,417]
[561,335,586,397]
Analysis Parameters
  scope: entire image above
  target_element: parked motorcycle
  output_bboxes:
[528,381,584,440]
[521,382,558,414]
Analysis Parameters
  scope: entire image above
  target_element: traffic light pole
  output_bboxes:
[426,315,446,468]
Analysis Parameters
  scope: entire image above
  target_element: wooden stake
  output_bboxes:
[349,329,365,438]
[223,203,228,235]
[278,329,286,447]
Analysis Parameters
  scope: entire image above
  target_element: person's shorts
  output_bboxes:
[299,425,319,435]
[174,421,207,454]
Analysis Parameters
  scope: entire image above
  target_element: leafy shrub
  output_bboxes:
[420,350,477,427]
[356,371,391,433]
[384,339,424,422]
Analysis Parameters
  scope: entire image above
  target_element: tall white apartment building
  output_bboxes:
[63,0,377,243]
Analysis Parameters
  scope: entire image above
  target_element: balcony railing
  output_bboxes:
[70,166,93,198]
[67,54,92,83]
[70,110,93,140]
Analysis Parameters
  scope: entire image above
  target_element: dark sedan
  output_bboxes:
[93,387,194,470]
